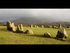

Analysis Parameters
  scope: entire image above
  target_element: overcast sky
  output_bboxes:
[0,9,70,22]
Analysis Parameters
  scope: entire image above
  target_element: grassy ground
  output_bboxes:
[0,26,70,44]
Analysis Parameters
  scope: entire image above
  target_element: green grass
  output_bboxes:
[0,26,70,44]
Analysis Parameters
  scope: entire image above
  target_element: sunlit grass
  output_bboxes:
[0,26,70,44]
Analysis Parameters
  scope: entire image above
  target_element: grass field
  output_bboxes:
[0,26,70,44]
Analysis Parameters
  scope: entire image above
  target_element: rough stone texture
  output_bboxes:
[20,24,24,32]
[7,21,11,31]
[16,25,21,33]
[16,25,24,33]
[7,21,16,31]
[56,25,68,40]
[25,29,34,34]
[44,32,51,38]
[31,24,33,28]
[12,26,16,32]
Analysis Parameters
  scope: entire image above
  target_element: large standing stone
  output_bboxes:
[10,22,16,32]
[59,24,62,28]
[16,25,21,33]
[6,21,14,31]
[6,21,10,30]
[16,24,24,33]
[12,25,16,32]
[56,24,68,40]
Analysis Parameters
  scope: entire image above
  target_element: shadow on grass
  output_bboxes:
[24,34,70,42]
[0,28,8,31]
[51,37,70,42]
[25,34,57,40]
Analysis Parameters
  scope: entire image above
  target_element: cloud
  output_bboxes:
[0,9,70,22]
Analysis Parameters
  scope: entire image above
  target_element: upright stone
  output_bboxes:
[44,32,51,38]
[25,29,34,34]
[36,25,39,28]
[6,21,12,31]
[20,24,24,32]
[31,24,33,28]
[56,24,68,40]
[42,25,44,28]
[16,25,20,33]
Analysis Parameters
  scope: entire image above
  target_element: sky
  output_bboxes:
[0,9,70,22]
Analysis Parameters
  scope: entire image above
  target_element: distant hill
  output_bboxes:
[12,17,70,27]
[49,22,70,27]
[12,17,56,25]
[1,17,70,27]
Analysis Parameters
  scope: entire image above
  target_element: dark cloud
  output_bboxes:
[0,9,70,22]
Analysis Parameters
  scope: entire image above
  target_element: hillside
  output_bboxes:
[12,17,55,25]
[11,17,70,27]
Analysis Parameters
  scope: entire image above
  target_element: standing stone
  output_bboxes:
[16,25,20,33]
[12,25,16,32]
[6,21,13,31]
[20,24,24,32]
[25,29,34,34]
[52,25,57,28]
[49,25,52,28]
[44,32,51,38]
[56,24,68,40]
[6,21,10,30]
[41,25,44,28]
[12,27,16,32]
[36,26,39,28]
[16,24,24,33]
[31,24,33,28]
[10,22,16,32]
